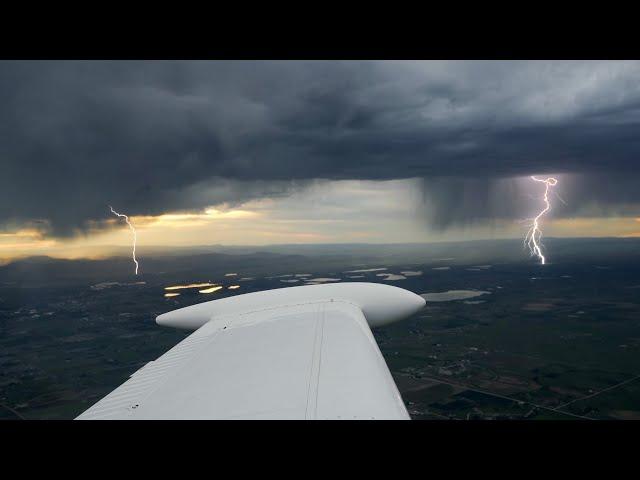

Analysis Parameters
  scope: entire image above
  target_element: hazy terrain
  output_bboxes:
[1,237,640,419]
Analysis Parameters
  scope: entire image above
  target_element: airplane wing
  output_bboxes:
[76,282,425,420]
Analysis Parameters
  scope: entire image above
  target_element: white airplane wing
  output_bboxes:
[76,282,425,420]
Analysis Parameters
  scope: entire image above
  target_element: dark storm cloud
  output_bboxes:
[1,60,639,235]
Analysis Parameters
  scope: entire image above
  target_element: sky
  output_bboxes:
[1,60,640,260]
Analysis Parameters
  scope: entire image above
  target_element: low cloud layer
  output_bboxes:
[1,60,639,236]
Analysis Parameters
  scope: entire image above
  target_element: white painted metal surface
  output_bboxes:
[157,282,426,330]
[77,283,425,420]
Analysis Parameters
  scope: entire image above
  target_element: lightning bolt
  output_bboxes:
[109,206,139,275]
[524,176,558,265]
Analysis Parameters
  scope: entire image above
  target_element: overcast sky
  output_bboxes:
[1,60,639,258]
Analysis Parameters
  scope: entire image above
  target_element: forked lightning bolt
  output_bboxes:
[109,206,139,275]
[524,176,558,265]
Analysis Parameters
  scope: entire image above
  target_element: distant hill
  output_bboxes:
[2,237,639,287]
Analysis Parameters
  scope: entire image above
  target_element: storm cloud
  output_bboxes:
[1,60,639,235]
